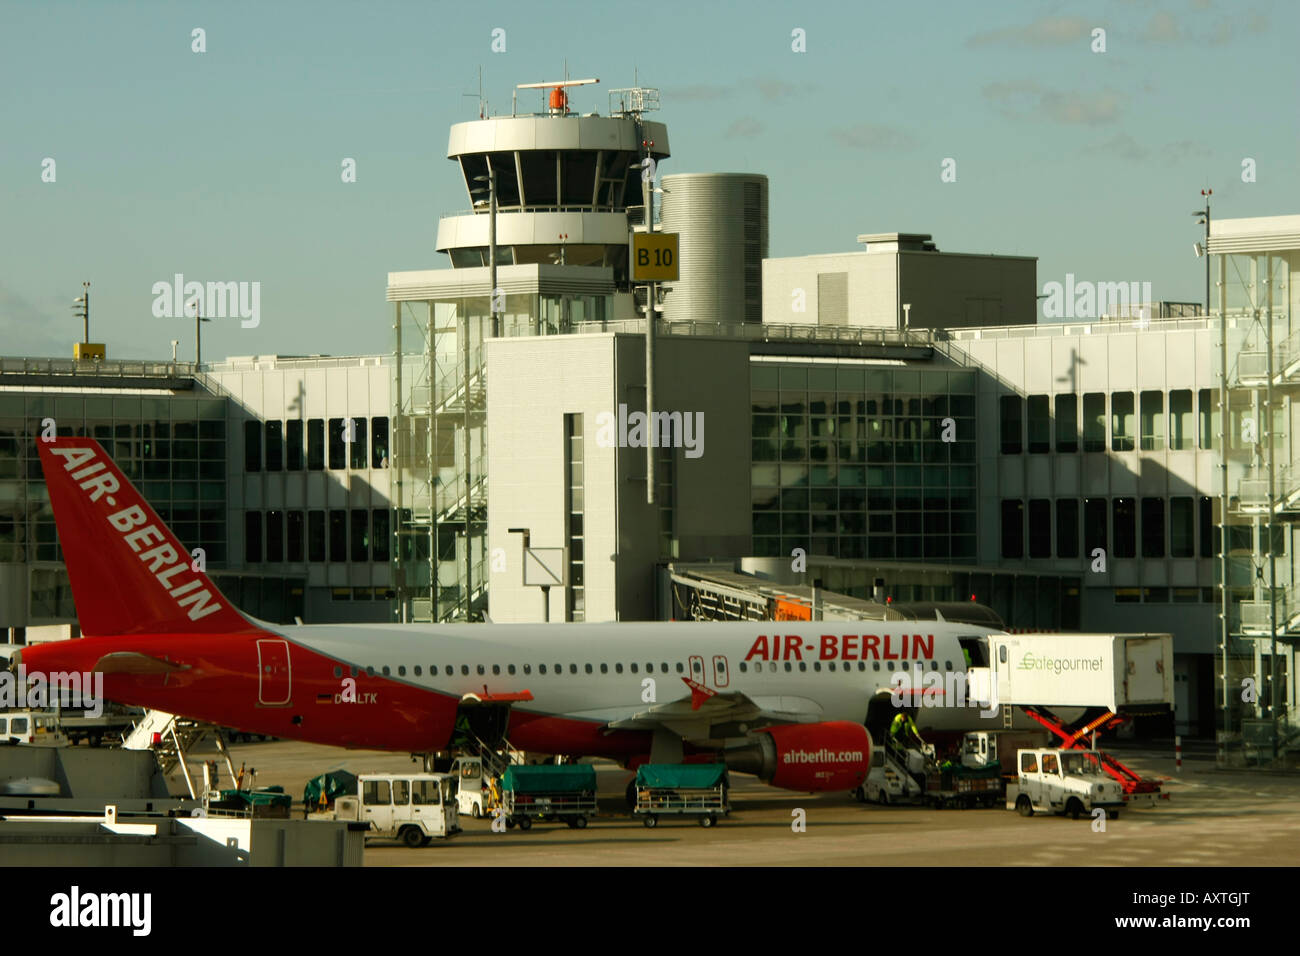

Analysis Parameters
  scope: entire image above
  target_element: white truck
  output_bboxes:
[0,711,69,747]
[448,756,491,818]
[329,773,459,847]
[980,633,1174,713]
[1006,749,1125,820]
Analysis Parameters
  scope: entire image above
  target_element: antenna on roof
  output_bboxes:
[463,65,487,118]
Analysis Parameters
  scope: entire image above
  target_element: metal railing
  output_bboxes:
[441,204,622,219]
[0,356,197,378]
[539,318,935,347]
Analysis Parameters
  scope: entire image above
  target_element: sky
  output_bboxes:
[1,0,1297,361]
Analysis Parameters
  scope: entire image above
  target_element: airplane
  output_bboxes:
[17,436,1005,795]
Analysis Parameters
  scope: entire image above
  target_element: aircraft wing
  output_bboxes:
[605,677,824,741]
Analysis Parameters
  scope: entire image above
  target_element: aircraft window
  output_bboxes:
[415,666,423,676]
[931,661,938,671]
[333,666,342,678]
[887,661,895,671]
[661,663,669,673]
[647,663,654,673]
[739,662,747,673]
[813,662,821,672]
[784,662,792,672]
[398,666,406,676]
[445,666,453,676]
[857,662,865,672]
[901,661,909,671]
[945,661,953,671]
[630,663,639,674]
[366,666,375,677]
[873,662,880,671]
[676,662,684,673]
[798,662,807,672]
[554,664,561,674]
[477,665,485,675]
[351,666,360,677]
[523,664,530,674]
[382,666,391,676]
[540,664,547,675]
[508,664,516,675]
[492,665,500,676]
[569,664,578,674]
[584,664,592,674]
[461,665,469,676]
[599,663,607,674]
[615,663,623,674]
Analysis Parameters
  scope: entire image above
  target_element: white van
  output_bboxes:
[0,711,69,747]
[448,756,489,818]
[332,773,459,847]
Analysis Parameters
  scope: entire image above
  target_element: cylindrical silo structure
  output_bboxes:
[659,173,769,324]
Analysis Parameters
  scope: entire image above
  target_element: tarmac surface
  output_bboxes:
[202,738,1300,866]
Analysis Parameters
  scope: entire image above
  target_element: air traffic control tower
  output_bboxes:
[389,80,670,622]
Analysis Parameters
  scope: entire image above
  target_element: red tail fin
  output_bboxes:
[38,437,254,637]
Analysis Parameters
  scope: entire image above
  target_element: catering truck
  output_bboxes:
[980,634,1173,713]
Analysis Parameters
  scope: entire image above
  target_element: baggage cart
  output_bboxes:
[501,764,597,830]
[634,764,730,828]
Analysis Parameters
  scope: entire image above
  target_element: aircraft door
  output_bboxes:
[712,655,730,688]
[257,639,292,706]
[689,655,705,684]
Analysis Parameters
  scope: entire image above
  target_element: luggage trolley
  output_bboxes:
[501,764,598,831]
[634,764,730,828]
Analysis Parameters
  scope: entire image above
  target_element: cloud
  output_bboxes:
[725,116,764,139]
[0,283,74,358]
[983,80,1123,125]
[829,124,918,151]
[966,16,1093,47]
[1083,134,1213,164]
[1141,11,1182,42]
[753,78,815,101]
[663,83,731,102]
[1084,133,1149,162]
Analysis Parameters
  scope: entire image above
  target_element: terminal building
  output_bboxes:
[2,81,1296,763]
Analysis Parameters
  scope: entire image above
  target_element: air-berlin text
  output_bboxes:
[744,633,934,661]
[49,446,223,621]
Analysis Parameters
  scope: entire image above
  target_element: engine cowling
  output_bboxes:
[724,721,872,792]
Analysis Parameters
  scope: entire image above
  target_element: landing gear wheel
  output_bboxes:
[573,815,587,829]
[699,814,716,828]
[1016,795,1034,817]
[518,817,532,831]
[400,826,423,848]
[643,814,658,828]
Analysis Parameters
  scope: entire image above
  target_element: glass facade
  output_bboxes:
[1215,244,1299,767]
[0,392,228,622]
[750,363,977,563]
